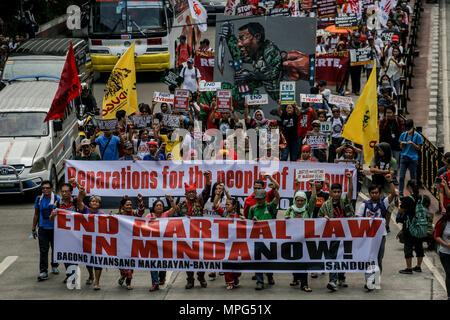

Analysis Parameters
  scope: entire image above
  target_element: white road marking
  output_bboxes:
[0,256,18,276]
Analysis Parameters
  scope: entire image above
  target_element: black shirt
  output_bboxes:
[280,111,299,141]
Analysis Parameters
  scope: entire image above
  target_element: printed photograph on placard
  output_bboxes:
[214,16,316,118]
[97,119,118,131]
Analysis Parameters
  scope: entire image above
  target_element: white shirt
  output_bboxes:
[203,194,227,217]
[181,65,202,93]
[356,197,390,236]
[133,139,150,160]
[329,116,345,138]
[386,56,404,81]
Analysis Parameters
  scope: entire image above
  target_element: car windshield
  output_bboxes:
[1,60,64,81]
[0,112,49,137]
[91,0,165,34]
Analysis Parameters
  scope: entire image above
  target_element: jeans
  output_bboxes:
[38,228,58,273]
[280,147,290,161]
[364,236,386,282]
[292,273,309,287]
[329,272,345,284]
[286,137,301,161]
[151,271,167,285]
[255,272,273,284]
[439,252,450,299]
[399,156,418,196]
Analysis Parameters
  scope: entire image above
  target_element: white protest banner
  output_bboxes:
[217,90,232,111]
[245,94,269,106]
[54,210,385,273]
[162,114,181,128]
[295,168,326,181]
[199,81,222,92]
[97,119,118,131]
[300,94,323,103]
[173,89,190,110]
[153,92,174,104]
[305,133,328,149]
[329,94,353,106]
[280,81,296,104]
[65,160,357,210]
[320,122,332,134]
[131,115,153,129]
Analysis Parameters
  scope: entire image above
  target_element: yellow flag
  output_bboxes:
[341,66,378,165]
[102,42,137,119]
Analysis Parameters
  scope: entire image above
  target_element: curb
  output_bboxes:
[425,3,439,145]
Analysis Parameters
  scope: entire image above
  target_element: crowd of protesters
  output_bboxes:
[28,1,450,299]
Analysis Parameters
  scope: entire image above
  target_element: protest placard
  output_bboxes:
[305,133,328,149]
[162,114,181,128]
[350,47,374,66]
[329,94,353,106]
[131,116,153,129]
[295,168,326,181]
[315,51,350,85]
[317,0,337,18]
[335,13,359,29]
[153,92,174,104]
[160,69,183,87]
[381,30,397,44]
[173,89,190,110]
[245,94,269,105]
[280,81,296,104]
[320,122,332,134]
[300,94,323,103]
[217,90,232,111]
[268,8,291,16]
[199,81,222,92]
[97,119,118,131]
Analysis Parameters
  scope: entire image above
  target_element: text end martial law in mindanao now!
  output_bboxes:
[64,160,357,210]
[54,210,385,273]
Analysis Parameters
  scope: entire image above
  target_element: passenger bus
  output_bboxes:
[87,0,203,72]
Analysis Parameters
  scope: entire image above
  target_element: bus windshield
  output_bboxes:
[91,0,165,35]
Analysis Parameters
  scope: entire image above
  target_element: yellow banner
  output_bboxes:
[341,67,378,165]
[102,43,137,119]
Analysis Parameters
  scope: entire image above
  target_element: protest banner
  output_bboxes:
[97,119,118,131]
[214,16,316,118]
[131,116,153,129]
[381,30,397,44]
[350,47,374,66]
[335,13,359,29]
[295,168,325,181]
[302,0,313,10]
[315,51,350,85]
[245,94,269,105]
[217,90,232,111]
[329,94,353,106]
[320,122,332,134]
[317,0,337,18]
[199,81,222,92]
[342,0,362,18]
[54,210,385,273]
[162,114,181,128]
[280,81,296,104]
[153,92,174,104]
[268,8,291,16]
[173,89,190,110]
[65,160,357,210]
[194,50,215,82]
[300,94,323,103]
[305,133,328,149]
[160,69,183,87]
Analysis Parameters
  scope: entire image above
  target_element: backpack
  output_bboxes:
[406,195,428,239]
[363,199,387,218]
[181,65,199,79]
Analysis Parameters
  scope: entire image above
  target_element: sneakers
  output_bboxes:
[37,272,49,281]
[338,280,348,288]
[208,272,216,280]
[255,282,264,290]
[327,281,337,292]
[399,268,413,274]
[364,284,373,292]
[52,267,59,275]
[412,266,422,272]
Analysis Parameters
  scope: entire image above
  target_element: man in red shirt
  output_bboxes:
[243,174,280,218]
[297,103,314,145]
[176,35,192,73]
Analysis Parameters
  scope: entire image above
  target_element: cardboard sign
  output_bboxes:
[295,168,326,182]
[173,89,190,110]
[381,30,396,44]
[317,0,337,18]
[162,114,181,128]
[350,47,374,66]
[217,90,232,111]
[153,92,174,104]
[302,0,313,10]
[300,94,323,103]
[131,116,153,129]
[160,69,183,87]
[245,94,269,105]
[335,14,359,29]
[305,133,328,149]
[268,8,291,16]
[199,81,222,92]
[236,4,253,16]
[320,122,332,134]
[280,81,296,104]
[329,94,353,106]
[97,119,118,131]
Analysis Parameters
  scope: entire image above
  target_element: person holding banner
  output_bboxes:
[285,179,316,292]
[175,171,212,289]
[249,187,280,290]
[318,172,354,291]
[243,176,279,219]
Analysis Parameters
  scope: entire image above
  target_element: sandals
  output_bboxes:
[86,277,94,285]
[93,284,101,290]
[127,285,133,290]
[290,280,299,286]
[301,286,312,292]
[226,283,234,290]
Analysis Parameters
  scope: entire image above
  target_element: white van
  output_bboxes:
[0,77,80,194]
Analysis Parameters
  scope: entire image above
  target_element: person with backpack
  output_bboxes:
[396,180,428,274]
[433,204,450,300]
[32,180,60,282]
[176,35,192,73]
[180,58,202,93]
[356,177,396,291]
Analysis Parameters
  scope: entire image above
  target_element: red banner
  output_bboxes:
[314,51,350,85]
[194,50,215,82]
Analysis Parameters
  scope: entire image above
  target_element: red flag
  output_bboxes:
[44,42,81,122]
